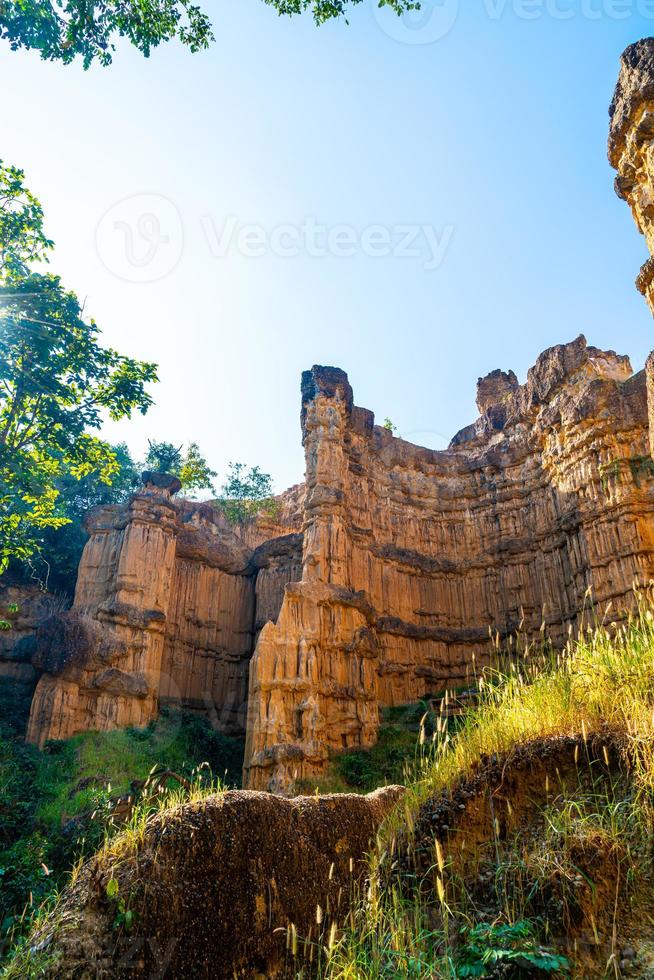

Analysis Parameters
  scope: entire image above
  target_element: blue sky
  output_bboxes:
[1,0,653,491]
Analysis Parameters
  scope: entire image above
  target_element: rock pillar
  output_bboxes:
[26,474,181,746]
[610,38,654,316]
[244,368,380,793]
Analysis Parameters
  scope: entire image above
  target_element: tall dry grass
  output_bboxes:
[319,591,654,979]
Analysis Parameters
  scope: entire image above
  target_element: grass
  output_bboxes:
[5,593,654,978]
[0,701,244,965]
[317,591,654,978]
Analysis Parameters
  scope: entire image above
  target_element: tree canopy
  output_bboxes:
[0,0,419,67]
[145,439,217,495]
[217,462,278,526]
[16,438,218,597]
[0,161,157,575]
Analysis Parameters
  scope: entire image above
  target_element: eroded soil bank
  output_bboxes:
[20,786,404,979]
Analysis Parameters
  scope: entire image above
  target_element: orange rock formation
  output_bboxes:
[244,341,654,790]
[22,338,654,793]
[17,42,654,787]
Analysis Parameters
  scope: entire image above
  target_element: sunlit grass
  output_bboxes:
[321,590,654,979]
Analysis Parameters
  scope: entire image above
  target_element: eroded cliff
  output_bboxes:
[26,476,303,747]
[244,338,654,790]
[11,38,654,784]
[18,335,654,788]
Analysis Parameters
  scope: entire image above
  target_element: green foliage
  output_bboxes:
[0,161,157,576]
[0,1,419,67]
[216,461,279,526]
[178,441,218,495]
[0,162,52,281]
[265,0,420,27]
[382,417,397,434]
[105,878,137,931]
[144,439,183,475]
[0,703,244,960]
[145,439,217,496]
[0,0,214,67]
[454,921,570,978]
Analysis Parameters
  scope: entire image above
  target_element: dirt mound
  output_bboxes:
[410,733,626,873]
[22,786,404,979]
[393,733,650,977]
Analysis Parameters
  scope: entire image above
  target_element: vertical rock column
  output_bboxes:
[610,39,654,319]
[610,41,654,454]
[244,368,380,793]
[26,474,181,746]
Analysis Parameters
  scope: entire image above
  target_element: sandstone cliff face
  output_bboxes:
[244,339,654,791]
[610,38,654,315]
[12,38,654,788]
[26,477,303,747]
[23,338,654,783]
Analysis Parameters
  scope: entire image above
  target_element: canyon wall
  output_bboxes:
[244,339,654,790]
[609,39,654,457]
[26,476,302,747]
[21,340,654,782]
[17,42,654,778]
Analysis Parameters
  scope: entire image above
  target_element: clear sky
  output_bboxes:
[1,0,653,492]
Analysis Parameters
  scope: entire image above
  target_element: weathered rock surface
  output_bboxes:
[244,339,654,791]
[0,584,58,719]
[27,785,404,979]
[26,475,303,747]
[20,336,654,788]
[609,37,654,314]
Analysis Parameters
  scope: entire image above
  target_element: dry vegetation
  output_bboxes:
[5,592,654,979]
[320,590,654,979]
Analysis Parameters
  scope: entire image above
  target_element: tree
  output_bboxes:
[25,444,141,596]
[217,462,278,526]
[383,417,397,434]
[144,440,183,475]
[0,0,419,67]
[144,439,217,495]
[0,162,158,575]
[178,442,217,495]
[0,162,52,279]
